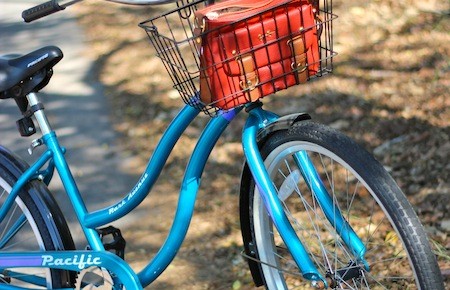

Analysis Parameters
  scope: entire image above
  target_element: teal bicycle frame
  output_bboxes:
[0,93,367,289]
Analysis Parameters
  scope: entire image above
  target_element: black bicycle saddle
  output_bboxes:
[0,46,63,98]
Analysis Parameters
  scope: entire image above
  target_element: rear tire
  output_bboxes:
[240,122,443,289]
[0,147,75,288]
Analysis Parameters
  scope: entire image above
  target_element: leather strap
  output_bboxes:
[196,0,278,21]
[194,0,301,29]
[199,68,212,104]
[288,36,308,83]
[237,54,261,101]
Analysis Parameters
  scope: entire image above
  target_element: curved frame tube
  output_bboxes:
[2,102,239,287]
[0,251,142,289]
[138,109,238,286]
[84,104,201,229]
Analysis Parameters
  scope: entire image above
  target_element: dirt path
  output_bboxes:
[72,0,449,288]
[0,0,139,248]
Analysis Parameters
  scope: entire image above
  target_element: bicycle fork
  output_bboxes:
[242,106,368,288]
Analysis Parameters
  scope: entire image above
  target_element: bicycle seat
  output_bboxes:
[0,46,63,98]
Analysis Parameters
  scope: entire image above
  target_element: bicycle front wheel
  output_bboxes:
[0,148,75,288]
[240,122,443,289]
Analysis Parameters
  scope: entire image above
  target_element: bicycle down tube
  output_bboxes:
[0,92,241,287]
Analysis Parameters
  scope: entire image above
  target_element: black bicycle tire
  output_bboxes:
[240,121,444,289]
[0,151,76,288]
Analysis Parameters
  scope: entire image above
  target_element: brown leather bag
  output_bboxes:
[195,0,320,110]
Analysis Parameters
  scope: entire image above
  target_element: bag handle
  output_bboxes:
[196,0,294,20]
[199,0,274,15]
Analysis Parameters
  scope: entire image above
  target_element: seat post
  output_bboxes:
[26,92,52,136]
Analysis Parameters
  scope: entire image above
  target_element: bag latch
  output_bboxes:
[193,16,206,45]
[236,53,261,102]
[287,35,309,83]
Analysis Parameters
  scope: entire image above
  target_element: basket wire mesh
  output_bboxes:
[140,0,336,116]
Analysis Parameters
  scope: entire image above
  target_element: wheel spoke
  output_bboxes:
[0,173,74,288]
[0,213,28,249]
[3,270,48,287]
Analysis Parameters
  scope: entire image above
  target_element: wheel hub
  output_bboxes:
[326,261,364,288]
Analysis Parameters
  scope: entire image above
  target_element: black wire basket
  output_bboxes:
[140,0,336,116]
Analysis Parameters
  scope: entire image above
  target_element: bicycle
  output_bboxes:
[0,0,444,289]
